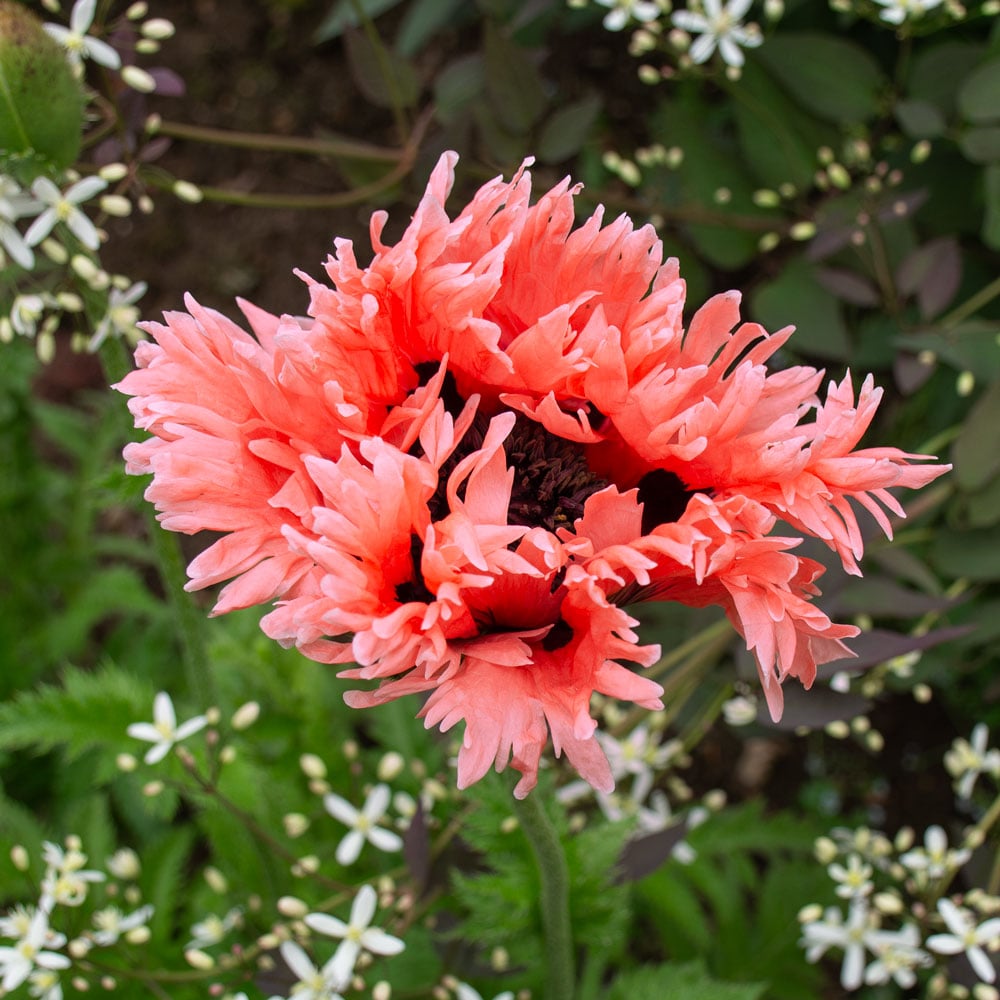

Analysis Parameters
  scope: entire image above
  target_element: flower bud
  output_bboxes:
[0,2,85,177]
[231,701,260,730]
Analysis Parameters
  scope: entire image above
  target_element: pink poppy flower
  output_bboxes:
[116,152,948,797]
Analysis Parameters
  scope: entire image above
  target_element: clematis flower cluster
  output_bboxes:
[115,152,947,797]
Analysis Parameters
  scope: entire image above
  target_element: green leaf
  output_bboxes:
[952,380,1000,491]
[909,41,987,113]
[483,22,547,135]
[608,960,766,1000]
[755,33,884,125]
[931,524,1000,580]
[895,98,948,138]
[0,661,154,760]
[313,0,403,43]
[537,94,601,164]
[751,258,851,361]
[344,28,419,109]
[984,163,1000,250]
[959,125,1000,164]
[433,54,484,125]
[732,61,825,190]
[958,55,1000,124]
[396,0,468,56]
[0,3,85,177]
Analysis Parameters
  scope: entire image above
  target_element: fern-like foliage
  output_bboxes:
[0,660,155,762]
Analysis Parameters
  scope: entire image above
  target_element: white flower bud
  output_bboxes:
[10,844,29,870]
[300,753,327,779]
[98,163,129,182]
[282,812,309,838]
[204,866,228,893]
[126,925,151,944]
[141,17,175,39]
[372,981,392,1000]
[121,65,157,93]
[172,179,204,204]
[184,948,215,970]
[377,751,405,782]
[231,701,260,730]
[277,896,309,918]
[100,194,132,217]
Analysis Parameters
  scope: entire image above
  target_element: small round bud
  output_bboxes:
[172,179,203,203]
[141,17,175,39]
[798,903,823,923]
[100,976,117,990]
[100,194,132,217]
[204,866,228,893]
[814,837,838,864]
[98,163,129,183]
[116,753,138,772]
[68,937,91,958]
[300,753,327,779]
[184,948,215,970]
[500,816,519,834]
[125,925,151,944]
[126,2,149,18]
[10,844,29,870]
[107,848,141,880]
[121,65,157,93]
[142,780,164,797]
[789,221,817,241]
[231,701,260,730]
[372,982,392,1000]
[205,706,222,726]
[277,896,309,918]
[282,813,310,838]
[491,946,510,971]
[752,188,781,208]
[377,751,405,782]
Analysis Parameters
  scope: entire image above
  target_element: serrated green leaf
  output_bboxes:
[756,33,884,125]
[140,827,196,943]
[609,960,766,1000]
[958,55,1000,124]
[0,662,155,760]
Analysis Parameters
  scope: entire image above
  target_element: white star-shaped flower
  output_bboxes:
[945,723,1000,800]
[88,280,148,351]
[0,908,71,993]
[829,854,874,900]
[455,984,516,1000]
[90,904,154,946]
[899,825,970,881]
[0,177,40,270]
[800,900,874,991]
[872,0,944,24]
[43,0,121,70]
[594,0,665,32]
[305,885,405,984]
[267,940,345,1000]
[24,176,107,252]
[322,784,403,865]
[671,0,763,68]
[126,692,208,764]
[927,898,1000,984]
[40,842,105,908]
[864,923,930,989]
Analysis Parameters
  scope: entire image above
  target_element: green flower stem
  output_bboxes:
[150,118,403,161]
[99,338,214,709]
[512,789,575,1000]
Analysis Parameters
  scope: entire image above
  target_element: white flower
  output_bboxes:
[43,0,122,70]
[88,280,147,351]
[25,176,107,252]
[0,177,39,270]
[9,294,49,339]
[945,724,1000,800]
[671,0,763,68]
[187,907,242,949]
[28,967,64,1000]
[305,885,405,984]
[864,923,930,989]
[800,900,874,991]
[872,0,944,24]
[322,785,403,865]
[927,897,1000,984]
[267,940,345,1000]
[40,842,105,907]
[0,908,71,993]
[105,848,141,881]
[899,825,971,881]
[455,984,515,1000]
[594,0,665,32]
[829,854,874,900]
[597,727,678,804]
[0,905,38,941]
[90,904,154,946]
[126,691,208,764]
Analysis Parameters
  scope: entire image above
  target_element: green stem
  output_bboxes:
[99,338,214,709]
[939,273,1000,330]
[512,789,575,1000]
[151,118,403,161]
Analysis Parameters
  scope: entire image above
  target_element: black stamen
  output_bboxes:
[394,534,434,604]
[637,468,698,534]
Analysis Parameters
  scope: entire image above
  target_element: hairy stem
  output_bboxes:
[512,789,575,1000]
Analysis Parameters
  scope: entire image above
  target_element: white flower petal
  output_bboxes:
[350,885,377,929]
[323,793,359,827]
[24,209,57,248]
[173,715,208,742]
[66,209,101,250]
[330,938,361,983]
[144,741,172,764]
[126,722,161,742]
[153,692,176,730]
[367,826,403,853]
[688,33,718,63]
[926,932,964,955]
[83,36,121,69]
[360,927,405,956]
[70,0,97,34]
[65,176,107,204]
[335,830,364,866]
[671,10,710,31]
[363,783,390,821]
[305,913,348,939]
[970,944,998,983]
[280,940,318,982]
